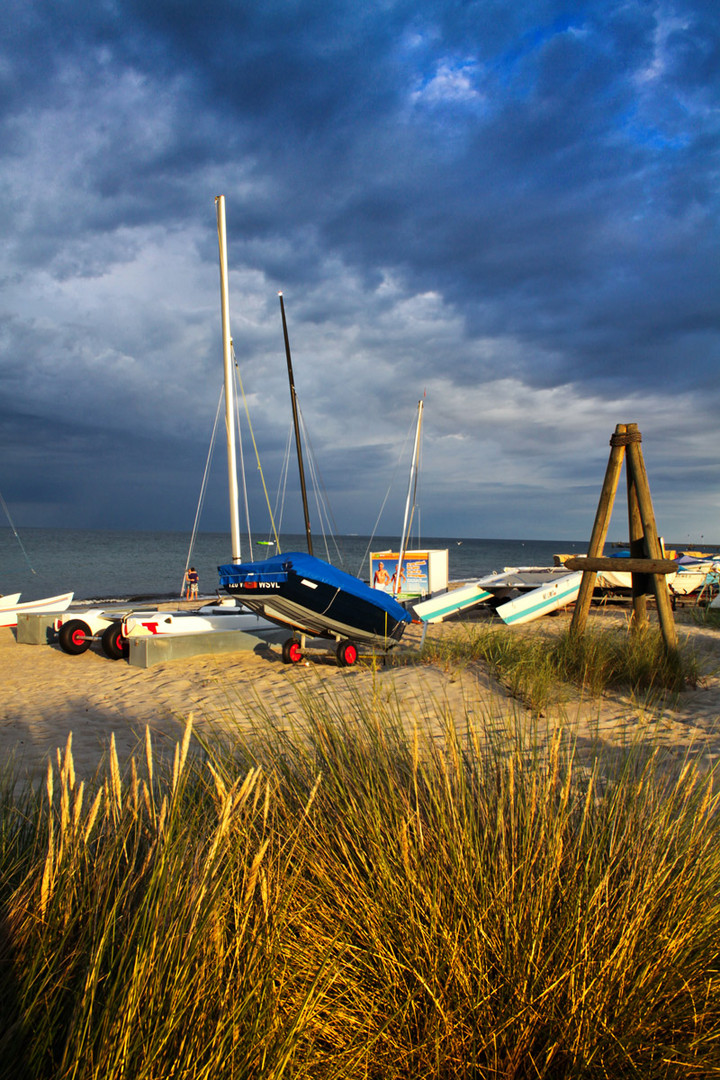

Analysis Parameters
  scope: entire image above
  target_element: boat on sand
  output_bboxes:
[0,592,74,629]
[218,264,412,667]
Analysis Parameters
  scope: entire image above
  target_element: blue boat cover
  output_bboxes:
[218,552,412,624]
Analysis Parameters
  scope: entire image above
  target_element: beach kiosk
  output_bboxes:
[370,549,448,601]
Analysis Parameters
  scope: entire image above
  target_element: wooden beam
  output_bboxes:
[563,556,677,574]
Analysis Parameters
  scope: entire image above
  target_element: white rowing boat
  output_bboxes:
[0,591,74,628]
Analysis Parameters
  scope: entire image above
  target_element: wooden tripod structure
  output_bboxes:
[565,423,678,654]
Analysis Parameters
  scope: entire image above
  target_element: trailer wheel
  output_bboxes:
[58,619,92,655]
[282,638,303,664]
[336,641,358,667]
[101,623,129,660]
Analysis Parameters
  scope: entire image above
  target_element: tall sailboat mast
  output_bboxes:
[394,397,424,596]
[215,195,243,564]
[278,292,314,556]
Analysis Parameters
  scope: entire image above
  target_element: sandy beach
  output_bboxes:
[2,607,719,783]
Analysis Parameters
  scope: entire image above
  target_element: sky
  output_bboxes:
[1,0,718,545]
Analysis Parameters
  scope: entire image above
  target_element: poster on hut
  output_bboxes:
[369,552,431,599]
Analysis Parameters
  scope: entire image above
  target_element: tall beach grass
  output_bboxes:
[1,690,719,1078]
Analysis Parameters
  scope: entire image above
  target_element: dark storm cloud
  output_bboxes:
[0,0,718,538]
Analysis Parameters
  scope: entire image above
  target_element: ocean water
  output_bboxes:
[0,527,595,604]
[6,527,718,605]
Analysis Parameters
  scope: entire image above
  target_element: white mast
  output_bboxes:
[215,195,243,564]
[394,398,424,596]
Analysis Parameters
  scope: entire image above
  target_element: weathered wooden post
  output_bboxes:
[567,423,678,656]
[569,423,628,636]
[623,424,678,653]
[626,451,648,629]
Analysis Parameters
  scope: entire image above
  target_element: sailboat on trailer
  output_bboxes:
[217,255,411,665]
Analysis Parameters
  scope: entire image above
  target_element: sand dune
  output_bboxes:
[2,609,719,782]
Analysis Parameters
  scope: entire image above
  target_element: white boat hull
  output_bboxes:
[123,606,276,638]
[54,599,276,655]
[594,566,714,596]
[0,593,22,611]
[413,583,492,623]
[495,572,583,626]
[55,607,132,635]
[413,566,582,625]
[0,592,74,628]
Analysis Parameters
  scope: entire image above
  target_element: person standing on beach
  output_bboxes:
[183,567,199,600]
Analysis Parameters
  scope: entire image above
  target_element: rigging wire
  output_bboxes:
[0,488,37,576]
[269,427,293,548]
[297,407,346,568]
[182,389,223,593]
[355,410,418,577]
[230,343,281,549]
[232,364,253,553]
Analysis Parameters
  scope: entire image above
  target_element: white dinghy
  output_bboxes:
[0,592,74,628]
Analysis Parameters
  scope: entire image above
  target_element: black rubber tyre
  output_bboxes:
[336,641,358,667]
[101,622,129,660]
[281,638,303,664]
[58,619,92,655]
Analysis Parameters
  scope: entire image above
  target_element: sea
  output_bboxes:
[3,527,718,605]
[0,527,594,604]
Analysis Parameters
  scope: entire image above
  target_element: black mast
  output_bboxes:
[278,292,313,556]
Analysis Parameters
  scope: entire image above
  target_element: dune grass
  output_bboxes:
[420,622,700,711]
[687,606,720,631]
[1,694,719,1079]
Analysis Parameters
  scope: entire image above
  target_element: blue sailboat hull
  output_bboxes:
[218,552,412,648]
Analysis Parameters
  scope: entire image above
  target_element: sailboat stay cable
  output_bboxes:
[394,398,424,596]
[182,388,223,593]
[230,342,281,550]
[355,410,418,578]
[297,407,346,568]
[232,365,253,553]
[269,427,293,549]
[0,487,37,575]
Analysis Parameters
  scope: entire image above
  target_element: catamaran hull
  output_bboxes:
[592,568,712,595]
[495,572,582,626]
[413,583,493,623]
[123,609,276,638]
[219,553,412,649]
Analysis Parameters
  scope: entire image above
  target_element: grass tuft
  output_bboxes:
[421,622,700,710]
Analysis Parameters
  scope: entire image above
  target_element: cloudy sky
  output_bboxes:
[1,0,718,543]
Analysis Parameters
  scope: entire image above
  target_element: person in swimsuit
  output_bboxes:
[373,561,391,590]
